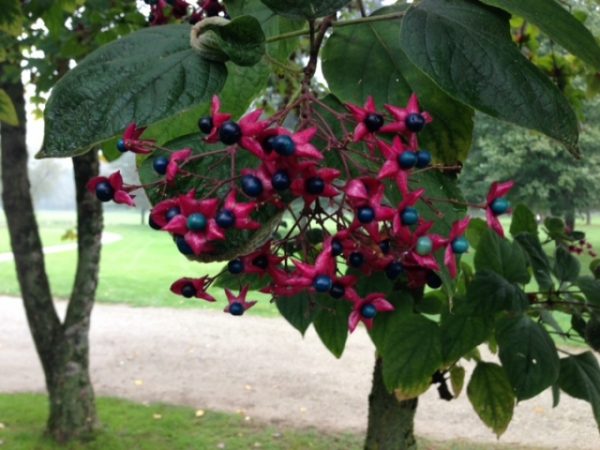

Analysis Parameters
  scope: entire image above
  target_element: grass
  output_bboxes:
[0,394,548,450]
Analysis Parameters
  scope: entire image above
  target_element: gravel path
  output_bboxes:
[1,296,598,449]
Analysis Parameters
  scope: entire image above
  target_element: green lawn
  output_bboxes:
[0,394,548,450]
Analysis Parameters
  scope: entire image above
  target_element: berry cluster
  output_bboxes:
[143,0,226,26]
[87,93,515,331]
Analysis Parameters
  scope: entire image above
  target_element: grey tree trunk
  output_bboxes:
[1,68,103,442]
[364,358,418,450]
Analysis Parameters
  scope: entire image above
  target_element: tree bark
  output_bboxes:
[364,358,418,450]
[1,67,102,442]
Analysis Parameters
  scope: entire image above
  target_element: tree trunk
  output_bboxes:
[364,358,418,450]
[565,208,575,231]
[586,210,591,226]
[1,67,102,442]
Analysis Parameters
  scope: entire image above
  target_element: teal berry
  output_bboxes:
[451,236,469,254]
[416,236,433,256]
[416,150,432,168]
[397,151,417,169]
[491,198,510,215]
[313,275,333,293]
[229,302,244,316]
[187,213,207,231]
[117,138,127,153]
[361,303,377,319]
[401,207,419,226]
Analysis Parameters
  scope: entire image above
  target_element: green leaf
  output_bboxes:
[558,352,600,428]
[440,307,489,365]
[381,313,442,395]
[369,290,414,353]
[40,24,227,158]
[475,228,530,284]
[313,296,351,358]
[465,218,488,250]
[480,0,600,70]
[467,362,515,437]
[400,0,579,155]
[275,292,318,335]
[544,217,567,240]
[0,0,23,36]
[553,246,580,283]
[510,204,538,236]
[467,270,528,316]
[321,6,474,164]
[0,89,18,126]
[496,315,559,400]
[214,270,271,291]
[514,233,553,291]
[577,276,600,306]
[450,365,466,398]
[191,16,265,66]
[259,0,351,19]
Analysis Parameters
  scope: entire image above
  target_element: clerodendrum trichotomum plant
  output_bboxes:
[41,0,600,448]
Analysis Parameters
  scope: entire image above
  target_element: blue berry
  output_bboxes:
[187,213,207,231]
[330,283,345,298]
[349,252,364,268]
[219,121,242,145]
[262,135,276,154]
[416,150,432,168]
[313,275,333,293]
[149,216,161,230]
[361,304,377,319]
[117,138,127,153]
[416,236,433,256]
[95,181,114,202]
[153,156,169,175]
[241,174,263,197]
[165,207,181,222]
[306,177,325,195]
[406,113,426,132]
[379,239,391,254]
[271,170,291,191]
[229,302,245,316]
[216,209,235,228]
[176,236,194,255]
[426,271,442,289]
[228,259,244,274]
[401,207,419,226]
[451,237,469,254]
[252,255,268,270]
[198,116,213,134]
[272,135,296,156]
[181,284,196,298]
[385,261,404,280]
[331,239,344,256]
[365,113,384,132]
[491,198,510,215]
[357,206,375,224]
[397,152,417,169]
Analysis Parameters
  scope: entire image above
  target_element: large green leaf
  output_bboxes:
[275,292,318,335]
[475,228,530,285]
[553,246,581,284]
[577,276,600,306]
[558,352,600,428]
[440,306,489,365]
[509,204,537,237]
[321,6,474,164]
[514,233,554,291]
[40,24,227,158]
[496,315,559,400]
[259,0,351,19]
[0,0,23,36]
[467,270,528,317]
[0,89,18,126]
[467,362,515,437]
[480,0,600,69]
[400,0,579,155]
[313,296,351,358]
[381,313,442,395]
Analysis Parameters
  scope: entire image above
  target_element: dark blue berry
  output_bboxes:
[385,261,404,280]
[491,198,510,215]
[364,113,384,132]
[271,170,291,191]
[153,156,169,175]
[379,240,391,254]
[149,216,161,230]
[313,275,333,293]
[331,239,344,256]
[241,174,263,197]
[306,177,325,195]
[95,181,114,202]
[406,113,426,132]
[165,207,181,222]
[451,237,469,254]
[349,252,364,268]
[117,139,127,153]
[401,207,419,226]
[361,304,377,319]
[357,206,375,224]
[181,284,196,298]
[219,121,242,145]
[262,135,277,154]
[228,259,244,274]
[216,209,235,228]
[330,283,345,298]
[198,116,213,134]
[229,302,245,316]
[187,213,207,231]
[426,271,442,289]
[252,255,268,270]
[176,236,194,255]
[416,150,432,168]
[397,152,417,169]
[272,135,296,156]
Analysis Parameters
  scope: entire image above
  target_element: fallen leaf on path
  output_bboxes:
[195,409,205,417]
[134,379,144,386]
